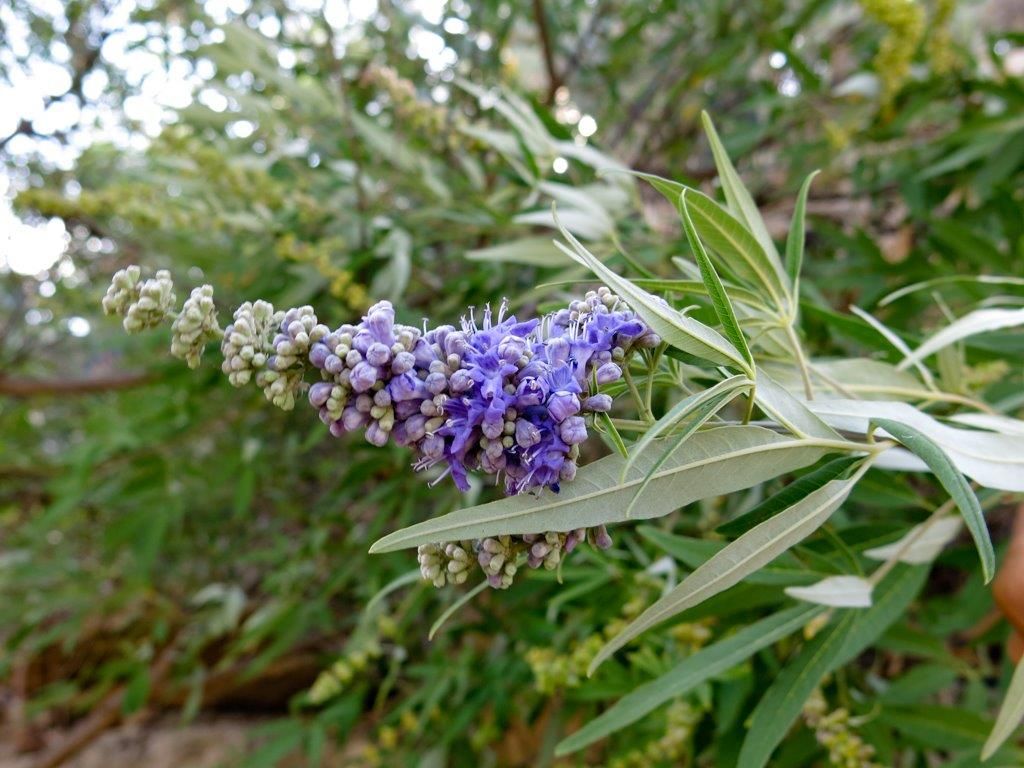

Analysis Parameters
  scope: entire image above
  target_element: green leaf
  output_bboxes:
[370,426,832,553]
[738,611,859,768]
[873,418,994,582]
[784,170,818,295]
[753,368,841,441]
[624,383,749,518]
[700,111,786,280]
[620,374,752,481]
[465,237,569,266]
[122,667,151,715]
[552,226,746,369]
[898,308,1024,371]
[637,527,821,586]
[597,411,629,459]
[716,456,862,537]
[682,188,789,311]
[809,399,1024,492]
[429,579,490,640]
[833,564,929,666]
[681,190,755,375]
[983,653,1024,760]
[630,277,768,310]
[878,275,1024,307]
[589,467,867,674]
[784,575,873,608]
[738,564,928,768]
[555,603,824,756]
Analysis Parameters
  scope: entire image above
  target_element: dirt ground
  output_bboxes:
[0,715,330,768]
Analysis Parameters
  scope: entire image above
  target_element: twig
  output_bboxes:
[0,372,153,397]
[531,0,561,104]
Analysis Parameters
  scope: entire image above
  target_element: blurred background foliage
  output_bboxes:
[1,0,1023,765]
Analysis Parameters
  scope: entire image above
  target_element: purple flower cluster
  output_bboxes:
[306,287,655,496]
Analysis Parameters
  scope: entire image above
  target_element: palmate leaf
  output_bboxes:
[873,418,995,583]
[555,603,825,756]
[588,464,870,674]
[369,426,833,553]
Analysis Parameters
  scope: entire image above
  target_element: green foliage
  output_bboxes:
[3,1,1024,766]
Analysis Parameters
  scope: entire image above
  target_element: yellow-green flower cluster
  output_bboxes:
[927,0,959,75]
[526,634,606,695]
[610,700,703,768]
[307,635,384,705]
[860,0,925,112]
[803,689,881,768]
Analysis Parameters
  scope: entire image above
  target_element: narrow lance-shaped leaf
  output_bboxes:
[555,603,825,756]
[739,564,929,768]
[864,516,962,565]
[716,455,862,537]
[620,374,752,481]
[370,426,832,553]
[626,385,747,519]
[754,367,841,440]
[589,465,869,674]
[849,304,936,390]
[551,224,746,369]
[873,417,995,583]
[784,170,819,297]
[682,189,789,312]
[700,111,787,281]
[739,611,859,768]
[785,575,873,608]
[983,654,1024,760]
[898,308,1024,370]
[681,190,755,376]
[809,399,1024,492]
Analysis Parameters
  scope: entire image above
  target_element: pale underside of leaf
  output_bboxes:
[808,399,1024,492]
[898,307,1024,370]
[620,374,753,481]
[754,367,840,440]
[983,654,1024,760]
[864,517,963,565]
[589,473,863,674]
[785,575,874,608]
[370,426,832,553]
[873,417,995,583]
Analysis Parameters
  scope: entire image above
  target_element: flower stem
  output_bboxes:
[623,365,653,424]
